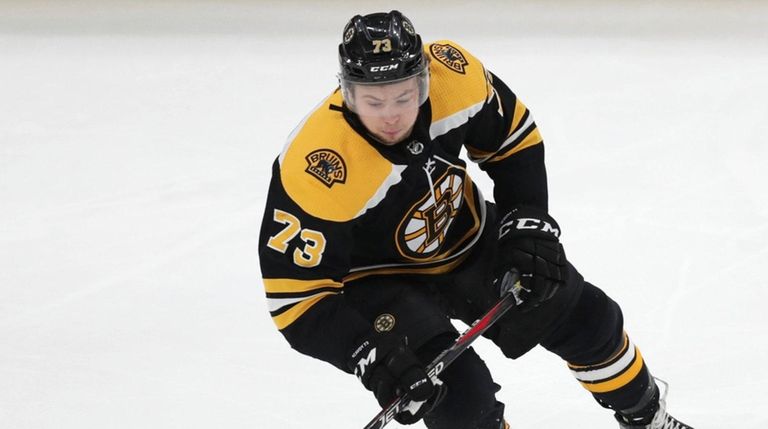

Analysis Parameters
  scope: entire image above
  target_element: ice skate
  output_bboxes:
[615,379,693,429]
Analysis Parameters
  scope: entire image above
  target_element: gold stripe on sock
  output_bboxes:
[580,348,645,393]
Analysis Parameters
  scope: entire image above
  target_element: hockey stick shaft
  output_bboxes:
[362,270,521,429]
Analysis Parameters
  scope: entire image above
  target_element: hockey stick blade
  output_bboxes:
[362,270,521,429]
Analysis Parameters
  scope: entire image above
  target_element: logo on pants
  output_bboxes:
[374,314,396,332]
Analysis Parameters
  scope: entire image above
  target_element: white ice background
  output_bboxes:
[1,1,767,428]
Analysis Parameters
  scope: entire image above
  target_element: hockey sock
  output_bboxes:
[567,332,656,413]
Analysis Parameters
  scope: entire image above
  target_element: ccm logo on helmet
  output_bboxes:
[370,64,399,72]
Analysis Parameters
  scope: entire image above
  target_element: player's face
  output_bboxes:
[352,78,421,146]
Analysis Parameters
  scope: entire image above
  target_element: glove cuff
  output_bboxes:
[347,332,400,385]
[348,338,375,378]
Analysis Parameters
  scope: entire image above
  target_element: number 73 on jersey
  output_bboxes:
[266,209,327,268]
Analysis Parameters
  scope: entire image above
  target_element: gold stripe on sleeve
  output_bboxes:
[487,127,543,163]
[263,278,343,294]
[509,98,529,136]
[466,146,495,161]
[271,292,336,330]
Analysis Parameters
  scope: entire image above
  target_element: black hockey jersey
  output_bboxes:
[258,40,548,371]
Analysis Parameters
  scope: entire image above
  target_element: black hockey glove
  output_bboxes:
[348,333,443,425]
[494,206,568,311]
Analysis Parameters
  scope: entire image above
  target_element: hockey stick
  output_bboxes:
[362,269,522,429]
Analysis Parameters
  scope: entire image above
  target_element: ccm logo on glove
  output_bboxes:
[351,340,377,380]
[499,212,561,239]
[348,333,443,424]
[493,206,568,311]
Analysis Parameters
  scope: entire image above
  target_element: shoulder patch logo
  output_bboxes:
[430,43,469,74]
[305,149,347,188]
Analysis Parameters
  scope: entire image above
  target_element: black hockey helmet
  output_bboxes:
[338,11,429,112]
[338,11,426,83]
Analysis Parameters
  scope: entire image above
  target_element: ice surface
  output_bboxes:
[1,1,767,428]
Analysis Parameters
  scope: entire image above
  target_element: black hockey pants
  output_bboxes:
[343,205,651,428]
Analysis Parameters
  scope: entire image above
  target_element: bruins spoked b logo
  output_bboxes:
[374,314,396,333]
[430,43,469,74]
[396,171,465,261]
[305,149,347,188]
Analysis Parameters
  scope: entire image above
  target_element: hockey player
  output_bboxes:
[259,10,693,429]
